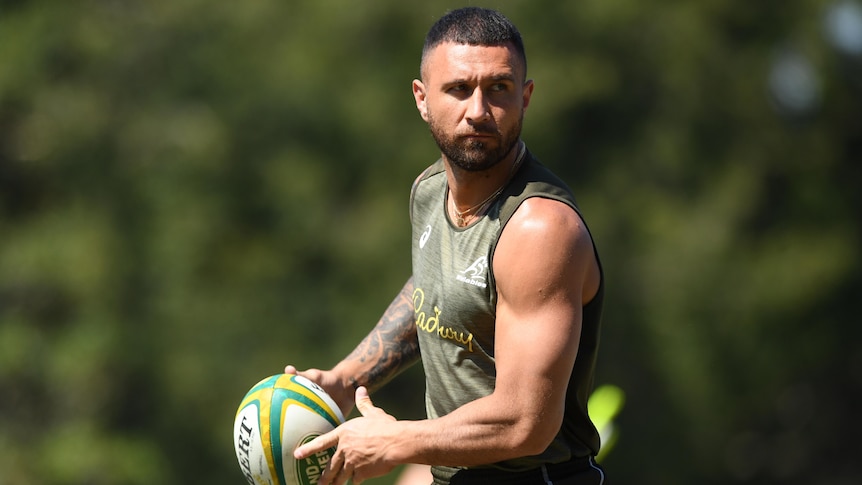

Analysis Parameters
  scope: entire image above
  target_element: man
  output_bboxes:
[288,7,606,485]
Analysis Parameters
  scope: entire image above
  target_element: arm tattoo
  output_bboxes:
[345,277,420,391]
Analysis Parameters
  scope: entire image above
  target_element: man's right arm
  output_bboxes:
[286,277,420,417]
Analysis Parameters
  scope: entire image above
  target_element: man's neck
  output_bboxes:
[445,141,524,212]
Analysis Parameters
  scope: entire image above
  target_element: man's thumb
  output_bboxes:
[355,386,374,415]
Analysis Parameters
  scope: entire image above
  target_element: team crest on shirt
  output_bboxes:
[457,256,488,288]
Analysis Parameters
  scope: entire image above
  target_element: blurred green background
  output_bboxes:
[1,0,860,484]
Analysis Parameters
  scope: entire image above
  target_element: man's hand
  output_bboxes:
[284,365,355,419]
[294,386,400,485]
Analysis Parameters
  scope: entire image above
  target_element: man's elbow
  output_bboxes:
[510,414,562,457]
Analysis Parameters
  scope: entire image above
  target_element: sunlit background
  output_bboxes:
[1,1,860,484]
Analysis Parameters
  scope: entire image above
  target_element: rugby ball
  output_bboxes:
[234,374,345,485]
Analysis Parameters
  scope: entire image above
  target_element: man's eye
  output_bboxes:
[490,83,509,92]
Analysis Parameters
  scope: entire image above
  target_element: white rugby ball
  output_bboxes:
[234,374,345,485]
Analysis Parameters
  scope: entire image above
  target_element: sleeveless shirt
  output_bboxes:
[409,148,605,483]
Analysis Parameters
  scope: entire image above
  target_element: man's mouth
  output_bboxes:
[461,131,496,139]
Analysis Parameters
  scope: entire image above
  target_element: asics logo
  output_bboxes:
[419,225,432,249]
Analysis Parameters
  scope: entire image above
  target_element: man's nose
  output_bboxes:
[465,88,491,123]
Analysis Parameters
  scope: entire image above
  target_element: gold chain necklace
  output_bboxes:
[450,142,526,227]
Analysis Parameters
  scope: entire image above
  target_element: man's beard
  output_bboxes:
[427,114,523,172]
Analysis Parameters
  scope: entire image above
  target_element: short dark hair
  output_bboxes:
[421,7,527,79]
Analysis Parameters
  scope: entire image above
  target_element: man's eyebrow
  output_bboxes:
[442,74,516,86]
[488,73,517,82]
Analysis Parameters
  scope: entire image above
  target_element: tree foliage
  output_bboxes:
[1,0,860,484]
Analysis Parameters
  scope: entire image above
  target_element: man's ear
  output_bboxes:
[412,79,429,122]
[522,79,535,111]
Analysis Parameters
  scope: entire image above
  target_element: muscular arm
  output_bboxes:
[335,277,421,393]
[289,277,420,417]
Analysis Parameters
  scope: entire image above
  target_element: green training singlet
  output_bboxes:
[409,147,605,483]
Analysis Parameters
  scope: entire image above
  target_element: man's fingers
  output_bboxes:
[317,445,346,485]
[284,365,298,375]
[328,463,353,485]
[293,429,339,460]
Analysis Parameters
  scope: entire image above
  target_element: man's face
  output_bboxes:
[413,42,534,172]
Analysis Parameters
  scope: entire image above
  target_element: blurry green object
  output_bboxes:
[588,384,625,462]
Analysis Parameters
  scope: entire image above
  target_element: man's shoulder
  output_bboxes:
[410,158,447,217]
[517,152,575,196]
[419,158,446,181]
[499,153,579,224]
